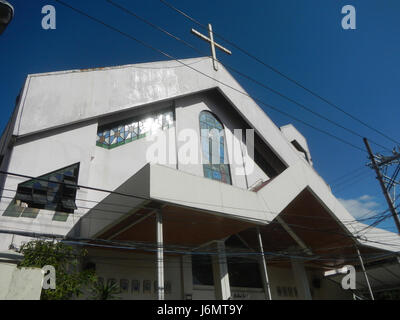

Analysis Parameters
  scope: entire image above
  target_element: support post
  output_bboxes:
[356,246,374,300]
[212,240,231,300]
[363,137,400,234]
[156,209,164,300]
[256,227,272,300]
[181,254,193,300]
[291,258,312,300]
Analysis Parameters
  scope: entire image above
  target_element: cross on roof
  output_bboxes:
[191,24,232,71]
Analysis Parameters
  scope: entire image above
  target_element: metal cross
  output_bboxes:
[191,24,232,71]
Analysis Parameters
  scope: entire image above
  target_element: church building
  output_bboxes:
[0,57,399,300]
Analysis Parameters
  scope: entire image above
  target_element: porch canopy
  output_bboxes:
[72,163,400,298]
[235,189,400,297]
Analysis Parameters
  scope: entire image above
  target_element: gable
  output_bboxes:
[12,57,305,169]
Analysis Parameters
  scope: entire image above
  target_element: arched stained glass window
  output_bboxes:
[199,111,231,184]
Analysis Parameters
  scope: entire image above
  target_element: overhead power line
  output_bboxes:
[364,138,400,235]
[1,169,400,251]
[1,225,399,264]
[0,170,394,227]
[329,165,367,185]
[159,0,400,147]
[106,0,391,152]
[0,183,391,245]
[8,1,395,247]
[332,170,371,191]
[53,0,367,153]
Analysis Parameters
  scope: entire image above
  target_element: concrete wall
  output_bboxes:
[82,249,351,300]
[175,91,269,190]
[0,56,311,250]
[0,258,43,300]
[280,124,312,165]
[0,86,275,248]
[0,121,98,249]
[192,265,352,300]
[0,57,394,299]
[85,249,183,300]
[308,269,353,300]
[0,99,176,246]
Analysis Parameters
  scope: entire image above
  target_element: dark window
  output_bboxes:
[14,163,80,214]
[192,254,214,286]
[291,140,310,163]
[225,235,263,288]
[252,133,287,179]
[193,236,264,289]
[254,148,279,178]
[227,257,263,288]
[192,254,263,288]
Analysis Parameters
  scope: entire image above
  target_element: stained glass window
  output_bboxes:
[3,163,80,217]
[199,111,231,184]
[96,109,174,149]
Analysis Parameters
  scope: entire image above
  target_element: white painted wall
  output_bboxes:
[175,92,270,190]
[0,251,43,300]
[280,124,312,165]
[0,121,97,249]
[191,265,351,300]
[0,84,277,247]
[0,57,396,300]
[12,57,307,172]
[84,249,183,300]
[0,57,308,246]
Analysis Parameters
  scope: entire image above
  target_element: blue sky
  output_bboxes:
[1,0,400,232]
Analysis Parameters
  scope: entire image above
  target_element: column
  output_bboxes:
[257,228,272,300]
[291,258,312,300]
[212,240,231,300]
[156,209,164,300]
[181,254,193,300]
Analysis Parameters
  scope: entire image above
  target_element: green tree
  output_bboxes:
[18,240,97,300]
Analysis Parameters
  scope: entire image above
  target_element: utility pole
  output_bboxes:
[363,137,400,235]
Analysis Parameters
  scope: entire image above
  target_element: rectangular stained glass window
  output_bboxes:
[97,109,174,150]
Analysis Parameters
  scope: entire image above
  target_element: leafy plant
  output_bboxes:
[90,280,121,300]
[18,240,97,300]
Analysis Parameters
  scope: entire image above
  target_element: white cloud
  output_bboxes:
[358,195,373,201]
[338,195,380,220]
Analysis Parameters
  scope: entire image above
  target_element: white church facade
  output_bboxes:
[0,57,399,300]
